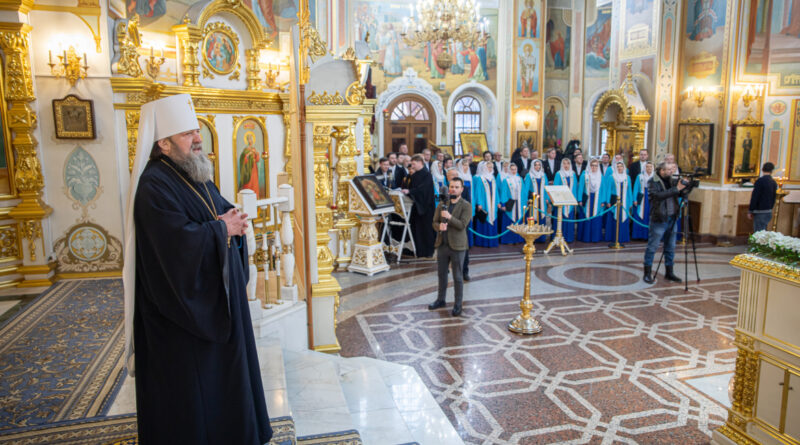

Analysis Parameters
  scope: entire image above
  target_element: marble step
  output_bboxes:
[339,357,464,445]
[257,344,291,419]
[282,349,355,437]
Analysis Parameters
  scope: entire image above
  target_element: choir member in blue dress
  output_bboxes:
[523,159,549,242]
[601,161,633,243]
[631,161,654,240]
[578,159,605,242]
[499,163,525,244]
[604,153,627,177]
[472,161,500,247]
[552,158,580,242]
[573,153,587,223]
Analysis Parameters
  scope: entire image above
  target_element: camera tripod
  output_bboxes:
[654,197,700,291]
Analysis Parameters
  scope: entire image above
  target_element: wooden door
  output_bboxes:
[384,95,435,155]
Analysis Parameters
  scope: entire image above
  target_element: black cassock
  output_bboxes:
[133,156,272,445]
[407,168,436,257]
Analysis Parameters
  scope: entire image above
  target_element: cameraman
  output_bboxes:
[643,162,687,284]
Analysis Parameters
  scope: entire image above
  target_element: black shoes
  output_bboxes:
[665,266,682,283]
[463,274,471,282]
[428,300,446,310]
[643,265,654,284]
[451,306,462,317]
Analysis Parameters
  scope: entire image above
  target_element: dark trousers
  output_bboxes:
[462,249,470,276]
[436,244,466,308]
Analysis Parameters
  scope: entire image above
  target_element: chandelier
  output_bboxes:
[401,0,489,71]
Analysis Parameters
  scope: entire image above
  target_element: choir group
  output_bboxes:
[374,143,678,253]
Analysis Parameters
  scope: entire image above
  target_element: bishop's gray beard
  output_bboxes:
[174,143,213,183]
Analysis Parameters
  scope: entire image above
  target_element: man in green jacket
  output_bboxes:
[428,174,473,316]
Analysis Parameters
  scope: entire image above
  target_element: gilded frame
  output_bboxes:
[53,94,95,139]
[202,22,241,77]
[0,62,16,198]
[232,116,270,222]
[676,122,714,174]
[196,115,220,187]
[516,130,539,153]
[459,132,489,157]
[729,122,764,180]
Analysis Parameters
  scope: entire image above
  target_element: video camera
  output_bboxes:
[674,167,708,192]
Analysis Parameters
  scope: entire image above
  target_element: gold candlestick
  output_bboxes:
[507,223,553,334]
[771,175,788,232]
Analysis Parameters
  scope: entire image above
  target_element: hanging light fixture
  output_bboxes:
[401,0,489,71]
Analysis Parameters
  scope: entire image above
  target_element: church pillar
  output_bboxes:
[654,0,683,160]
[568,0,586,142]
[0,22,54,287]
[307,119,342,352]
[331,123,358,271]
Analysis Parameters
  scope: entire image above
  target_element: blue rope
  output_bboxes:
[467,212,527,239]
[531,203,617,223]
[625,207,651,229]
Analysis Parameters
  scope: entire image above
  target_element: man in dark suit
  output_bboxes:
[628,149,649,182]
[493,151,503,178]
[543,148,560,182]
[422,148,433,171]
[571,148,587,173]
[513,146,533,177]
[428,176,473,316]
[375,157,393,188]
[388,152,405,188]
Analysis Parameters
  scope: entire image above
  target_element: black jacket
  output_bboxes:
[543,158,560,183]
[648,174,685,223]
[628,161,645,183]
[749,175,777,212]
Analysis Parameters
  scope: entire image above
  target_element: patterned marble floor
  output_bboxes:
[336,243,744,444]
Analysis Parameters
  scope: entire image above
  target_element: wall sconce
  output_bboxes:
[517,108,536,129]
[684,86,716,107]
[740,84,765,108]
[145,46,165,80]
[264,63,281,89]
[48,46,88,87]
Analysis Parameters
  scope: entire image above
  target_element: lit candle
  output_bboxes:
[160,48,164,58]
[150,46,154,57]
[63,50,67,62]
[48,50,52,65]
[83,52,87,67]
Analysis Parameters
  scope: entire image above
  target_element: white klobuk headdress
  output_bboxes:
[123,94,199,376]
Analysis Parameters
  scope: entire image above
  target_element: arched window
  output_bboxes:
[453,96,481,154]
[391,100,430,121]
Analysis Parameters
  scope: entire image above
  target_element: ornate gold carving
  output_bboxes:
[731,116,764,126]
[197,0,273,50]
[0,225,20,261]
[716,424,759,445]
[125,111,140,172]
[246,48,261,91]
[730,254,800,285]
[308,91,344,105]
[193,97,282,113]
[172,17,201,87]
[282,111,292,184]
[18,220,42,262]
[679,117,713,124]
[313,125,333,201]
[0,0,35,14]
[0,25,34,101]
[298,0,328,84]
[730,343,758,419]
[53,222,123,274]
[114,17,144,78]
[345,82,366,105]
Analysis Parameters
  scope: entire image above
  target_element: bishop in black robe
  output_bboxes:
[406,166,436,258]
[133,155,272,445]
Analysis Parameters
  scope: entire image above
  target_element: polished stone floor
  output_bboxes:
[335,242,744,444]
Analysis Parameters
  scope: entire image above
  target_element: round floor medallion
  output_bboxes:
[68,226,107,262]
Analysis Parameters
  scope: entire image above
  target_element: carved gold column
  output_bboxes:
[0,23,54,286]
[172,18,201,87]
[361,98,376,168]
[125,111,140,172]
[311,123,341,352]
[717,331,760,444]
[331,124,359,270]
[245,48,261,91]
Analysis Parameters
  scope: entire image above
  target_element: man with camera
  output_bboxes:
[428,177,472,316]
[643,162,688,284]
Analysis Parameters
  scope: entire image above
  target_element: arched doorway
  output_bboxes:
[383,95,435,154]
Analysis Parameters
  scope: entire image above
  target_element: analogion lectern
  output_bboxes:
[347,176,395,276]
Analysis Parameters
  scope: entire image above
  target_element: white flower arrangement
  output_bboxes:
[749,230,800,266]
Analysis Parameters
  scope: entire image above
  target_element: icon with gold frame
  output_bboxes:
[53,94,95,139]
[516,130,539,153]
[676,122,714,174]
[459,132,489,157]
[203,23,239,75]
[729,122,764,179]
[233,117,269,201]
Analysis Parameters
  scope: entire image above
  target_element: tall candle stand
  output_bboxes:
[507,218,553,335]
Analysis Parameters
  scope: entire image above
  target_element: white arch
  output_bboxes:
[446,81,498,153]
[375,68,446,155]
[583,87,611,158]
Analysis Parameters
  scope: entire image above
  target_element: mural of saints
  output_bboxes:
[520,0,538,37]
[544,105,559,147]
[238,131,263,198]
[127,0,165,18]
[518,43,537,97]
[689,0,718,41]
